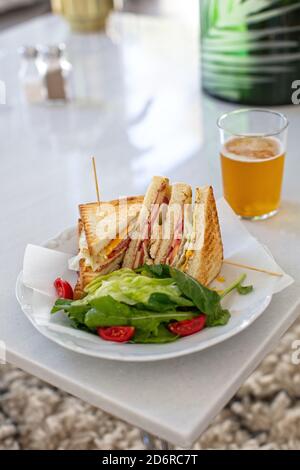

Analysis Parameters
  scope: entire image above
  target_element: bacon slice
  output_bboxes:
[133,184,169,267]
[166,218,184,265]
[107,237,131,260]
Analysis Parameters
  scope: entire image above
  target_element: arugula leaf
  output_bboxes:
[136,293,178,312]
[167,267,230,327]
[169,268,220,312]
[132,310,198,332]
[135,264,171,279]
[146,292,193,311]
[51,298,89,325]
[51,298,73,314]
[51,299,90,316]
[132,325,178,344]
[220,274,254,298]
[142,265,253,326]
[207,308,230,327]
[237,284,254,295]
[90,296,132,317]
[84,295,198,335]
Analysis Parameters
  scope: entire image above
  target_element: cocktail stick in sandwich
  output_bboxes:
[122,176,171,269]
[154,183,192,266]
[71,196,143,298]
[172,186,223,286]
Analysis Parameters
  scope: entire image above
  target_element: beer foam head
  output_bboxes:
[222,136,282,162]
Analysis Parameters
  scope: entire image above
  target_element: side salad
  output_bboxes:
[51,265,253,344]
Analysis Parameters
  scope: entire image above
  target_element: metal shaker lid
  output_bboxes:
[19,46,38,59]
[41,44,66,59]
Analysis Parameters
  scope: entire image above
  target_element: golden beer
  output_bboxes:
[221,136,285,218]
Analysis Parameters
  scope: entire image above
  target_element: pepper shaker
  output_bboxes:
[40,44,72,103]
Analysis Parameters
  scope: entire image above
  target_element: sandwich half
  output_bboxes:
[154,183,192,265]
[72,182,223,298]
[79,196,143,270]
[71,196,143,298]
[172,186,223,286]
[122,176,171,269]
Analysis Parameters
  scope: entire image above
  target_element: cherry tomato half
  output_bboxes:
[168,315,206,337]
[97,326,135,343]
[54,278,74,300]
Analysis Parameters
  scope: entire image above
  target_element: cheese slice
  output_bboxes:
[182,250,194,270]
[104,230,128,256]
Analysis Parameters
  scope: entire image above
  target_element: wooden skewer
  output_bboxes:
[92,156,100,205]
[223,260,283,278]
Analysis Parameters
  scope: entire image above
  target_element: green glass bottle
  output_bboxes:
[200,0,300,105]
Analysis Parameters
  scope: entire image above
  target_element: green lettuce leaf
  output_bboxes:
[85,296,198,335]
[132,325,178,344]
[51,265,249,341]
[135,264,172,279]
[140,265,231,327]
[51,298,89,326]
[76,269,194,310]
[83,268,136,294]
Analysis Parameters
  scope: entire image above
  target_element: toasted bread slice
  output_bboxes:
[79,196,143,267]
[74,198,143,298]
[81,255,124,287]
[122,176,171,269]
[183,186,223,286]
[154,183,192,265]
[73,278,84,300]
[73,220,85,300]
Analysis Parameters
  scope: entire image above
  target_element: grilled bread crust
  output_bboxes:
[79,196,143,258]
[74,199,143,299]
[73,279,84,300]
[184,186,223,286]
[73,219,84,300]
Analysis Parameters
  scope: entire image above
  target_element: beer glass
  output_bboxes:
[218,109,288,220]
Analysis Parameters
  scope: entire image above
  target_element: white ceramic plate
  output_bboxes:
[16,225,273,362]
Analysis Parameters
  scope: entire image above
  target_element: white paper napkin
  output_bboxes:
[23,244,77,297]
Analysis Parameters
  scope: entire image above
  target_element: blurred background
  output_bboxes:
[0,0,196,29]
[1,0,300,451]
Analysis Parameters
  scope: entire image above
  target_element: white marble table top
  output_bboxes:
[0,13,300,447]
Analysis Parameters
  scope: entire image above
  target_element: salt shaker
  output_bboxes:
[19,46,44,104]
[40,44,72,102]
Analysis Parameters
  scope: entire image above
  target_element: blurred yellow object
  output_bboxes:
[51,0,64,14]
[60,0,114,32]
